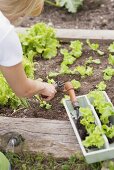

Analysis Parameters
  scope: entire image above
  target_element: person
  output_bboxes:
[0,0,57,169]
[0,0,57,100]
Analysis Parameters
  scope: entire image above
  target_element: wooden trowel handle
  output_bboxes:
[64,81,77,104]
[64,81,80,118]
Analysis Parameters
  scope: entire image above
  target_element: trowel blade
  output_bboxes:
[71,109,79,119]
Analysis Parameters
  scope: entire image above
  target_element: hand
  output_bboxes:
[38,82,57,101]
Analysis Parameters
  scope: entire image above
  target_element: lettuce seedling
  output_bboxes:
[71,79,81,90]
[23,56,35,79]
[80,107,95,134]
[19,23,60,60]
[70,40,83,58]
[88,91,114,124]
[96,81,107,91]
[85,56,101,65]
[102,125,114,139]
[40,101,52,110]
[86,66,93,76]
[86,40,104,56]
[48,72,60,77]
[35,95,52,110]
[60,49,76,75]
[60,49,76,65]
[83,126,104,148]
[56,0,84,13]
[47,77,55,84]
[75,65,93,78]
[75,66,86,77]
[60,64,73,75]
[108,54,114,66]
[103,66,114,81]
[88,90,105,106]
[108,42,114,53]
[98,102,114,124]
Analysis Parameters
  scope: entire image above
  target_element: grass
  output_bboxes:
[5,152,102,170]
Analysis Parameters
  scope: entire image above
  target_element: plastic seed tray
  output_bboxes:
[63,92,114,164]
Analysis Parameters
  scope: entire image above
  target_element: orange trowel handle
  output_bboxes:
[64,81,80,111]
[64,81,77,104]
[64,81,80,118]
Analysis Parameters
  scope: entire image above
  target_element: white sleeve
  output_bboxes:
[0,28,23,67]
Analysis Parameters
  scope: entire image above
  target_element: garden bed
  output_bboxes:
[0,37,114,120]
[0,26,114,161]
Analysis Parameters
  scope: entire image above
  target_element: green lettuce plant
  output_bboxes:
[102,125,114,139]
[85,56,101,65]
[88,91,114,124]
[80,107,95,134]
[103,66,114,81]
[71,79,81,90]
[19,23,60,60]
[70,40,83,58]
[86,40,104,56]
[35,95,52,110]
[83,126,104,149]
[74,65,93,78]
[108,42,114,53]
[45,0,84,13]
[96,81,107,91]
[108,54,114,66]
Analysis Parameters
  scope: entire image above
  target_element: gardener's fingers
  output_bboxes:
[43,93,56,101]
[39,82,57,101]
[41,90,56,101]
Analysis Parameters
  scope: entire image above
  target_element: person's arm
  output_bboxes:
[0,62,57,100]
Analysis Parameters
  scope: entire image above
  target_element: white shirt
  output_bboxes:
[0,11,22,66]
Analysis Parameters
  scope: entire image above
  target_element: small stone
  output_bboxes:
[75,26,78,29]
[23,109,28,113]
[48,22,53,26]
[57,25,61,28]
[101,19,108,26]
[100,16,103,19]
[101,4,105,8]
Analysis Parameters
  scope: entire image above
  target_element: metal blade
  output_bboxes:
[71,109,79,119]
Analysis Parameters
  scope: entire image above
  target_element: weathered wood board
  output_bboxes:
[16,27,114,41]
[0,117,81,158]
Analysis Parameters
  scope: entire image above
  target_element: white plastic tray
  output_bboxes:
[63,92,114,164]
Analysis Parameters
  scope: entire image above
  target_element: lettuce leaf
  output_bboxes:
[56,0,83,13]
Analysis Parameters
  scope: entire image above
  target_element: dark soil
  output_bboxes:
[21,0,114,30]
[0,39,114,120]
[108,137,114,144]
[76,116,88,140]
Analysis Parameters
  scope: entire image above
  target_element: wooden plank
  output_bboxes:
[0,117,81,158]
[16,27,114,41]
[56,29,114,41]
